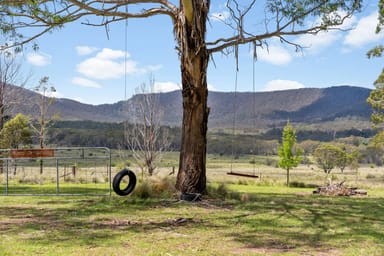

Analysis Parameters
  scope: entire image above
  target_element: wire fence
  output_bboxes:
[0,147,111,196]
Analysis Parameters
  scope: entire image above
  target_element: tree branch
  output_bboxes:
[207,0,356,54]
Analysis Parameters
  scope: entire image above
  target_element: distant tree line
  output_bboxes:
[261,127,375,142]
[44,120,374,154]
[1,117,384,168]
[47,121,181,151]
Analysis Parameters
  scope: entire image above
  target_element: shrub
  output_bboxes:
[133,180,152,199]
[366,174,376,179]
[133,176,177,199]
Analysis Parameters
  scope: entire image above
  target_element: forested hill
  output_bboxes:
[8,85,372,129]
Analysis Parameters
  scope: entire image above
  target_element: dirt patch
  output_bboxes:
[232,246,341,255]
[95,216,202,230]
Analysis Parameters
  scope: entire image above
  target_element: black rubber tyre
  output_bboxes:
[112,169,137,196]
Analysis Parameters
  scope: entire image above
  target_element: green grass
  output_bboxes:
[0,186,383,256]
[1,153,384,255]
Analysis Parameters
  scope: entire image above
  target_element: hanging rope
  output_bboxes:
[230,67,238,174]
[123,5,129,146]
[227,49,258,179]
[252,53,257,176]
[124,6,128,101]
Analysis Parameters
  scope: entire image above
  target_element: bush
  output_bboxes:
[366,174,376,179]
[133,180,153,199]
[133,176,177,199]
[289,181,318,188]
[207,183,229,199]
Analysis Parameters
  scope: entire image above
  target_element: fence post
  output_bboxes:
[5,159,8,195]
[56,159,59,194]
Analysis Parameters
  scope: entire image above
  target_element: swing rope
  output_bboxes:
[229,67,238,174]
[251,53,257,177]
[123,6,129,146]
[227,53,258,179]
[124,6,128,101]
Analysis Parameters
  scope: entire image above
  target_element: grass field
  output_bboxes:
[0,153,384,255]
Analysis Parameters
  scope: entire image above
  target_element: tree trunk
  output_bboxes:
[286,168,290,187]
[175,57,209,194]
[175,1,210,194]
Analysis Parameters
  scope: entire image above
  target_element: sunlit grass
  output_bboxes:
[0,185,383,255]
[0,152,384,255]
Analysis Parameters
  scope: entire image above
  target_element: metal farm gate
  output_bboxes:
[0,147,111,196]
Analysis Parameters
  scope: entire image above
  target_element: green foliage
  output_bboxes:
[367,1,384,127]
[314,143,344,174]
[278,121,303,186]
[0,113,32,148]
[367,83,384,125]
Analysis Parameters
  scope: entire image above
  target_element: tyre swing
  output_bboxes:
[226,55,259,179]
[113,168,137,196]
[112,13,137,196]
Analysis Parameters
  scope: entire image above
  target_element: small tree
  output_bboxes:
[30,76,58,148]
[0,113,32,149]
[0,113,32,175]
[334,145,360,173]
[278,121,302,186]
[30,76,58,174]
[125,77,169,177]
[314,143,344,174]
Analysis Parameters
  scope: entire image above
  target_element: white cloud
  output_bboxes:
[257,45,292,65]
[208,83,217,91]
[344,12,384,47]
[294,12,356,53]
[27,52,51,66]
[153,81,180,92]
[96,48,128,59]
[295,30,342,53]
[71,77,102,88]
[75,46,98,56]
[262,80,305,91]
[76,48,159,80]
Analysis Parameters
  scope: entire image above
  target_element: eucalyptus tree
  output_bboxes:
[30,76,58,174]
[366,0,384,151]
[314,143,343,174]
[0,0,363,194]
[30,76,58,150]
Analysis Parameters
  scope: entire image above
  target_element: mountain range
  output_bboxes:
[7,85,373,130]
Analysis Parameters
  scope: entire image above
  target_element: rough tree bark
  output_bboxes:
[175,1,209,194]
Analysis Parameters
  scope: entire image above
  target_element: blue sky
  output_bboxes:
[17,1,384,105]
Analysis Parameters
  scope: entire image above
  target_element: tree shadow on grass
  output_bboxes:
[222,193,384,254]
[0,197,223,250]
[0,194,383,255]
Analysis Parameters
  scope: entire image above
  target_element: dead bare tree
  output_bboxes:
[0,49,29,174]
[30,76,59,174]
[126,77,170,177]
[30,76,58,149]
[0,50,26,130]
[0,0,363,194]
